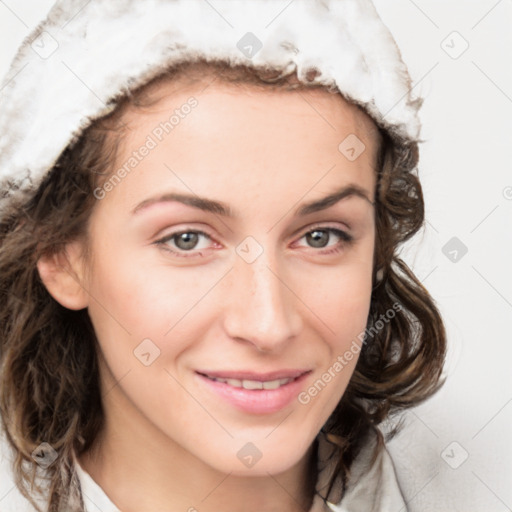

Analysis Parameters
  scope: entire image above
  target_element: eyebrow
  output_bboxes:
[130,183,374,217]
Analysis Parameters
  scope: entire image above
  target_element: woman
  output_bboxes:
[0,1,446,510]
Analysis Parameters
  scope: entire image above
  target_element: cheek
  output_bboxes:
[322,268,372,328]
[89,263,183,336]
[296,239,373,412]
[304,238,374,347]
[84,237,226,372]
[84,247,213,420]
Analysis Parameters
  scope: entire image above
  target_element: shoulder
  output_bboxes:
[315,429,408,512]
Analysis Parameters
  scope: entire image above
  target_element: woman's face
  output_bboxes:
[76,78,378,476]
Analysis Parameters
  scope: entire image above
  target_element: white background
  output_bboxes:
[0,1,511,511]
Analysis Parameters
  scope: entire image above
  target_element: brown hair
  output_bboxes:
[0,60,446,511]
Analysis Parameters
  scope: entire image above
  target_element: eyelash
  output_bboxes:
[154,224,354,259]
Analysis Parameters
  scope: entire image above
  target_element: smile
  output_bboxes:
[195,369,311,414]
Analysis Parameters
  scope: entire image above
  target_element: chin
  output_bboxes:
[199,429,315,477]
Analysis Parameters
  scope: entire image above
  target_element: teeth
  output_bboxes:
[242,379,263,390]
[263,379,288,390]
[209,376,294,389]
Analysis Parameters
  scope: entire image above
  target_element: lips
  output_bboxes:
[195,369,312,414]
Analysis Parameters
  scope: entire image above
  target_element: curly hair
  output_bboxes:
[0,59,446,511]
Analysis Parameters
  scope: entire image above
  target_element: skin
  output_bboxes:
[38,77,380,512]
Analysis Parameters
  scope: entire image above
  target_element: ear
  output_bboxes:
[36,240,90,310]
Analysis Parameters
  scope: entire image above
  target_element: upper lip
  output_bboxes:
[196,369,311,381]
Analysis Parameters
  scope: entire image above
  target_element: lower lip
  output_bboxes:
[196,372,310,414]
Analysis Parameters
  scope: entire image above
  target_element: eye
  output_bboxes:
[295,226,353,255]
[155,229,215,258]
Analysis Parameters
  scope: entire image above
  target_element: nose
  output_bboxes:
[222,250,303,353]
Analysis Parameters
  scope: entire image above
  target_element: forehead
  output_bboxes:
[121,68,381,146]
[98,74,381,220]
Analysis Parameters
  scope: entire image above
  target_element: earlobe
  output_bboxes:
[36,241,90,311]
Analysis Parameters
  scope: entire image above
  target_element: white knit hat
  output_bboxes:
[0,0,421,210]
